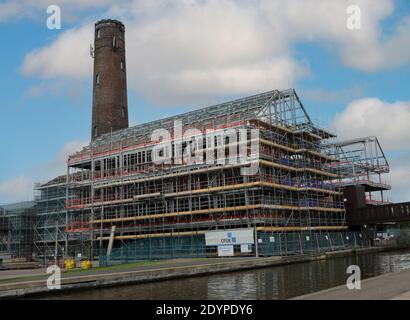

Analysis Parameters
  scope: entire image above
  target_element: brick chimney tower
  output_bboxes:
[91,19,129,140]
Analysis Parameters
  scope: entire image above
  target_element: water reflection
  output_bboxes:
[45,250,410,300]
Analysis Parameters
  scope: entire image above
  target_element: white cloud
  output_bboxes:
[22,79,89,102]
[267,0,400,71]
[43,140,89,177]
[301,85,367,104]
[0,2,20,22]
[0,0,114,22]
[332,98,410,203]
[0,140,88,204]
[389,155,410,202]
[0,176,34,204]
[19,0,410,105]
[341,15,410,71]
[332,98,410,152]
[21,25,93,79]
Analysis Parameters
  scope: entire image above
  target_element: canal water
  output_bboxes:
[47,250,410,300]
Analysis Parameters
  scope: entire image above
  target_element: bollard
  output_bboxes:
[64,259,75,269]
[81,260,92,270]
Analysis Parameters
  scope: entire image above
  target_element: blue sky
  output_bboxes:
[0,0,409,203]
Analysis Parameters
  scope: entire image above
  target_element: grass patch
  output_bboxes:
[62,260,166,275]
[0,258,209,285]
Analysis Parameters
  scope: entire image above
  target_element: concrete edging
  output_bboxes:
[0,246,394,299]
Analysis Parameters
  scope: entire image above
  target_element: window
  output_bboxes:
[112,36,117,49]
[121,60,124,70]
[96,73,100,85]
[97,29,101,39]
[93,126,98,138]
[122,107,126,118]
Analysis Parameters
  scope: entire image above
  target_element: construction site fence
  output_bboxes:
[99,231,370,267]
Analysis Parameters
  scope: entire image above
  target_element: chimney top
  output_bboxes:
[95,19,125,29]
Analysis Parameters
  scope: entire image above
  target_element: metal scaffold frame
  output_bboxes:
[0,202,36,260]
[64,89,349,259]
[33,176,68,263]
[326,136,391,205]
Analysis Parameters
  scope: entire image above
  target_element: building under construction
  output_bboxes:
[65,87,364,259]
[49,19,381,260]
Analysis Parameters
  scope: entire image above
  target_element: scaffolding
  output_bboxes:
[326,136,391,206]
[0,202,36,261]
[66,89,348,259]
[33,175,68,263]
[0,207,7,254]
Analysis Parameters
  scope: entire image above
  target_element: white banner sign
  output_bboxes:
[205,228,254,246]
[240,244,251,253]
[218,245,234,257]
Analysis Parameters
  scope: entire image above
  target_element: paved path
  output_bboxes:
[0,268,46,281]
[294,268,410,300]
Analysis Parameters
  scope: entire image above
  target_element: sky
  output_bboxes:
[0,0,409,204]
